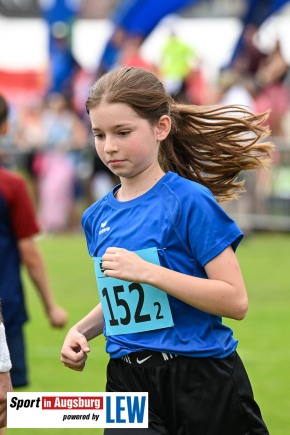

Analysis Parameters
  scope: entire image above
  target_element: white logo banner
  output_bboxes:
[7,392,148,428]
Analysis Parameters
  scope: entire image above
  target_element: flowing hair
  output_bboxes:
[86,67,273,202]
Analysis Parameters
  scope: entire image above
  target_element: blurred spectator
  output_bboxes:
[185,63,211,105]
[217,70,256,109]
[34,93,89,233]
[35,149,76,233]
[159,30,197,100]
[254,40,290,137]
[71,69,96,119]
[230,25,290,137]
[117,35,155,71]
[41,93,87,151]
[281,108,290,139]
[231,24,267,76]
[215,67,272,225]
[11,100,45,202]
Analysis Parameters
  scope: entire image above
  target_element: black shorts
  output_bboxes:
[104,350,269,435]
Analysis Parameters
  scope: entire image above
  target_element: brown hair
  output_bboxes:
[86,67,273,202]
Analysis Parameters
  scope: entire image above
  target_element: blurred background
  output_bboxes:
[0,0,290,233]
[1,2,290,435]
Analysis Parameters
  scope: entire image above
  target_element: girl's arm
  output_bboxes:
[60,303,104,371]
[101,246,248,320]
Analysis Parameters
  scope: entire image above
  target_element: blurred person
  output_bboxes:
[12,100,45,155]
[36,93,89,232]
[159,29,197,100]
[117,35,155,72]
[217,70,256,109]
[216,69,272,226]
[237,65,286,216]
[231,24,267,77]
[71,69,96,119]
[0,94,68,389]
[255,39,290,137]
[232,27,290,137]
[11,99,46,205]
[256,40,289,87]
[61,67,271,434]
[185,64,211,105]
[41,93,87,152]
[281,107,290,139]
[35,148,76,232]
[0,303,13,432]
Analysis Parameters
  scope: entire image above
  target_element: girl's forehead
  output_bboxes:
[90,101,140,123]
[95,101,131,111]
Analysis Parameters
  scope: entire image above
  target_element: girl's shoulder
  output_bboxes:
[157,172,218,227]
[162,171,214,202]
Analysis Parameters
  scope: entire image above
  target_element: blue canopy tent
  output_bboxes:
[98,0,200,73]
[111,0,197,36]
[99,0,290,74]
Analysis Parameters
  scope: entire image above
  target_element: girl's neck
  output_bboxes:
[116,166,165,201]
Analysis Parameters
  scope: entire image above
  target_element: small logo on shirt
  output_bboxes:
[99,221,110,235]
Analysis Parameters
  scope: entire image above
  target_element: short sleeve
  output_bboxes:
[186,186,243,267]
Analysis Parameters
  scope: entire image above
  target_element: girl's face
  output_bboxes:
[89,101,170,180]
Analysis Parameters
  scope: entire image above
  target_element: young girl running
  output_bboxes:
[61,66,272,434]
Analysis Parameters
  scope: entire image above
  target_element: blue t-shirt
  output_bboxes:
[82,172,243,359]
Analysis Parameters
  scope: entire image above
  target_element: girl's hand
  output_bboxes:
[101,247,150,283]
[60,328,90,371]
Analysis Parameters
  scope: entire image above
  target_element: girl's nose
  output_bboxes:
[104,137,117,153]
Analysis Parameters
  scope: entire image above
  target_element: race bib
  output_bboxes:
[93,247,174,335]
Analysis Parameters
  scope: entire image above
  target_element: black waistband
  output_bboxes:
[120,350,178,367]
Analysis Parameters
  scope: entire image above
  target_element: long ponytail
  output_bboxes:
[159,103,273,201]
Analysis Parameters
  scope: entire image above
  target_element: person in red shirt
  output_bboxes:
[0,94,68,393]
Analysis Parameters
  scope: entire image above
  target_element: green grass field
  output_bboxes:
[5,232,290,435]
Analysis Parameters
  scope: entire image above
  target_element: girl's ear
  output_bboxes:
[155,115,171,141]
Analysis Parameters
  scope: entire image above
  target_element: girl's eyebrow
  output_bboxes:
[113,122,133,128]
[92,123,133,131]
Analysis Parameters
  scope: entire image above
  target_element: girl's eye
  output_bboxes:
[93,133,104,140]
[118,130,130,136]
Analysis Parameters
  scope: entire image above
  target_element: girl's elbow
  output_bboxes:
[233,297,248,321]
